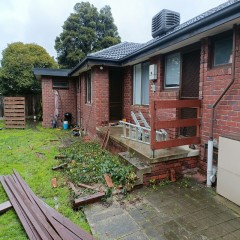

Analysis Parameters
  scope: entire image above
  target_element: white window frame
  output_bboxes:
[133,62,149,105]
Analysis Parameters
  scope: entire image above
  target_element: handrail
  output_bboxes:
[150,100,201,150]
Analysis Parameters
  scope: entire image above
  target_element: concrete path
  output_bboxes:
[84,183,240,240]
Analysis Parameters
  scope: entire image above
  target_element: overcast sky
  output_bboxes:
[0,0,228,61]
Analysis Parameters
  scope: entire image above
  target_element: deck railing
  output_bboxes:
[150,99,201,150]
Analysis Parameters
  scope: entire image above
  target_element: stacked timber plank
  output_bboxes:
[4,97,25,129]
[0,170,95,240]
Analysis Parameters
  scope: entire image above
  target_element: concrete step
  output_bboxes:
[118,152,151,185]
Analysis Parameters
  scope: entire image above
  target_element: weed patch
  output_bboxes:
[59,140,136,194]
[0,123,90,239]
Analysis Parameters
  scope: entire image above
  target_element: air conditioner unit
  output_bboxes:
[152,9,180,38]
[149,64,157,80]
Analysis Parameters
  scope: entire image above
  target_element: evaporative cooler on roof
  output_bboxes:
[152,9,180,38]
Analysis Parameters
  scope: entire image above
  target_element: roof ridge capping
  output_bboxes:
[172,0,239,32]
[121,0,240,61]
[69,0,240,76]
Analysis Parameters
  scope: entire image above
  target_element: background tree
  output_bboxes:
[55,2,121,68]
[0,42,57,95]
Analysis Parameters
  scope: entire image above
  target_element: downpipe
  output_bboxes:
[207,24,237,187]
[207,140,214,187]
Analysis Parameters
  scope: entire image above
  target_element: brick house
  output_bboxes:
[34,1,240,192]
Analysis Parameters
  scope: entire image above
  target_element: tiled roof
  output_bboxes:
[89,0,240,61]
[141,0,240,48]
[88,42,144,60]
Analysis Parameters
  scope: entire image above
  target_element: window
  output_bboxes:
[52,79,69,89]
[164,52,180,88]
[77,76,81,93]
[85,71,91,103]
[213,35,233,66]
[133,62,149,105]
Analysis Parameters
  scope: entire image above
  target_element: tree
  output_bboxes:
[55,2,121,68]
[0,42,58,95]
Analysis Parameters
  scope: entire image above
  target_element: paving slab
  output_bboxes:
[83,182,240,240]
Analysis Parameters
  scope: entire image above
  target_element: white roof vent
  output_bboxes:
[152,9,180,38]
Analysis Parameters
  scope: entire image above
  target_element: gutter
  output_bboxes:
[68,1,240,76]
[207,24,237,187]
[121,1,240,64]
[68,57,121,76]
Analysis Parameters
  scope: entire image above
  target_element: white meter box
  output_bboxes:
[149,64,157,80]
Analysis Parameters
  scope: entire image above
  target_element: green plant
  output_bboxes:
[149,179,158,190]
[59,141,136,195]
[0,124,90,239]
[177,177,192,188]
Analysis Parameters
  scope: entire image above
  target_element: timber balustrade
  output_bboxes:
[150,99,201,150]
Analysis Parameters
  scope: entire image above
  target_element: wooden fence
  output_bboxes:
[4,97,25,129]
[150,99,201,150]
[0,95,41,118]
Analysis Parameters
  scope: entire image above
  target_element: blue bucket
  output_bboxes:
[63,121,68,130]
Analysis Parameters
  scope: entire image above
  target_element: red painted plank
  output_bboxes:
[154,99,201,109]
[152,137,200,150]
[74,192,105,208]
[155,118,201,129]
[0,176,39,240]
[13,170,95,240]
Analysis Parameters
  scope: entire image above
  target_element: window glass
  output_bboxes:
[165,53,180,88]
[86,71,91,103]
[53,79,68,89]
[133,62,149,105]
[214,36,233,66]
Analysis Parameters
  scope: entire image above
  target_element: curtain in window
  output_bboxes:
[165,53,180,88]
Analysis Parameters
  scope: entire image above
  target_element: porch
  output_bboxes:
[97,99,201,185]
[97,125,199,162]
[97,125,200,186]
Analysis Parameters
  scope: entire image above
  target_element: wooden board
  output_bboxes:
[0,201,12,214]
[74,192,105,208]
[4,97,25,129]
[0,171,96,240]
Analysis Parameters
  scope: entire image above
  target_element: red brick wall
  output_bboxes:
[143,156,198,186]
[122,56,179,139]
[78,66,109,138]
[42,77,77,128]
[199,27,240,169]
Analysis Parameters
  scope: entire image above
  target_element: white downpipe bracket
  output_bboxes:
[207,140,213,187]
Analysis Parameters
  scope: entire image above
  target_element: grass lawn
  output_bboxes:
[0,120,90,240]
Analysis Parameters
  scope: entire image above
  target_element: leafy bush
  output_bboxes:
[60,140,136,191]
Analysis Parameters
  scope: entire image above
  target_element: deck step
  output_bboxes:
[118,152,151,185]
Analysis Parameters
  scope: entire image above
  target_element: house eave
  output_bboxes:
[33,68,70,80]
[121,2,240,65]
[69,57,121,76]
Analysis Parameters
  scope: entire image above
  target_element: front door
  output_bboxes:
[180,49,200,136]
[109,67,123,121]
